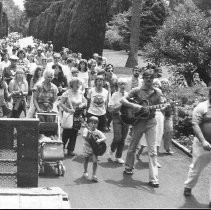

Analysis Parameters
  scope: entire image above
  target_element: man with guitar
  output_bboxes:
[120,68,165,188]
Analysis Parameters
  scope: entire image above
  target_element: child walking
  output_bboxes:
[82,116,106,182]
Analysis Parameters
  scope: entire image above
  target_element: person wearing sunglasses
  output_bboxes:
[120,68,165,188]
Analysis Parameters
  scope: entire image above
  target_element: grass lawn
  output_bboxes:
[102,49,171,78]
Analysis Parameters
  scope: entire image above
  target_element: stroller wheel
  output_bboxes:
[57,162,65,176]
[39,164,45,175]
[61,165,65,176]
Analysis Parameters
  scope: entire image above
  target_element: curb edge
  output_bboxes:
[172,139,192,158]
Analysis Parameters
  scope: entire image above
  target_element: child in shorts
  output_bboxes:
[82,116,106,182]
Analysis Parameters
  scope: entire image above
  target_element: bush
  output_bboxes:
[144,3,211,86]
[163,83,208,151]
[105,0,169,50]
[104,29,125,50]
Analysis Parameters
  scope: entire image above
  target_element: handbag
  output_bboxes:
[61,111,73,129]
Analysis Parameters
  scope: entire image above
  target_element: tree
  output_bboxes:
[28,1,63,42]
[2,0,27,33]
[106,0,168,51]
[24,0,57,18]
[125,0,142,67]
[139,0,169,47]
[53,0,77,51]
[67,0,110,59]
[144,4,211,86]
[0,2,8,38]
[192,0,211,14]
[27,0,109,59]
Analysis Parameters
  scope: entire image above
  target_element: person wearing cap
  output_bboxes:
[183,87,211,199]
[3,55,19,85]
[121,68,166,188]
[108,78,129,164]
[87,75,109,132]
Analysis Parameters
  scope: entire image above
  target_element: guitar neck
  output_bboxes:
[148,103,168,110]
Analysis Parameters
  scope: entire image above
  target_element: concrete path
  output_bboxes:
[39,129,211,209]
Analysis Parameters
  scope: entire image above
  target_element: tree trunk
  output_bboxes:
[125,0,142,68]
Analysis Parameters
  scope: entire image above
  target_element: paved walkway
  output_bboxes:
[39,129,211,209]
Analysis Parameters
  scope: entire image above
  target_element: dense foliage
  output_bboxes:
[28,0,109,59]
[0,2,8,38]
[144,4,211,86]
[24,0,57,18]
[192,0,211,14]
[104,0,169,50]
[2,0,29,35]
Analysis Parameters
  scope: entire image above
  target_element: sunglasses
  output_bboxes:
[143,76,154,79]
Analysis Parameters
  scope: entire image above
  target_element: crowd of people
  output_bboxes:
[0,33,210,199]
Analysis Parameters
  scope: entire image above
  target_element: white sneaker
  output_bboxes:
[115,158,125,164]
[83,172,89,179]
[156,162,161,168]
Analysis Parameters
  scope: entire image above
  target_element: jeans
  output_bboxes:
[163,116,173,151]
[125,118,159,184]
[111,114,129,158]
[184,137,211,189]
[62,128,78,152]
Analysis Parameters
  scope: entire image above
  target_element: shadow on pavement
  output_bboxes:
[179,195,209,209]
[104,174,156,194]
[98,160,124,169]
[158,152,173,157]
[68,154,84,163]
[72,177,93,186]
[135,160,149,170]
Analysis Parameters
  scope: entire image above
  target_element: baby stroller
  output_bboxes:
[36,112,65,176]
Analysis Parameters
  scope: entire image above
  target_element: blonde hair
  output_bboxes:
[14,67,26,83]
[43,69,54,79]
[153,78,161,88]
[69,77,81,89]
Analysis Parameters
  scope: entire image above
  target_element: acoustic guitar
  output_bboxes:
[120,98,171,125]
